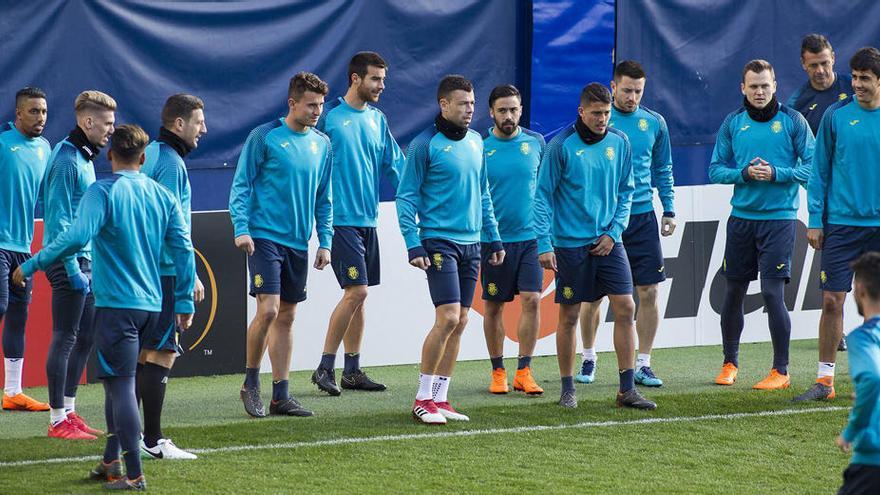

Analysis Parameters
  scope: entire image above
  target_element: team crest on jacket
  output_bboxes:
[520,142,530,155]
[839,93,848,100]
[347,266,359,280]
[487,283,499,296]
[432,253,443,270]
[638,118,648,131]
[771,121,782,133]
[605,147,615,161]
[310,140,319,154]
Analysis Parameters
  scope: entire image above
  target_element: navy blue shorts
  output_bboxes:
[0,248,33,310]
[722,216,795,282]
[140,276,184,355]
[331,226,380,288]
[94,308,158,379]
[480,240,543,302]
[623,211,666,286]
[821,225,880,292]
[554,243,633,304]
[423,239,480,308]
[249,238,308,303]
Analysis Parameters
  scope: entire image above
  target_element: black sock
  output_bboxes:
[762,278,790,375]
[619,369,635,393]
[140,363,170,447]
[244,367,260,389]
[517,356,531,370]
[319,353,335,371]
[490,356,504,370]
[135,363,144,408]
[272,379,289,402]
[561,376,575,393]
[721,279,749,367]
[343,353,360,375]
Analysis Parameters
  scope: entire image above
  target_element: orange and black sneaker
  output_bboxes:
[513,367,544,395]
[753,369,791,390]
[489,368,509,394]
[105,475,146,491]
[714,363,738,386]
[792,376,836,402]
[89,459,123,482]
[3,392,49,411]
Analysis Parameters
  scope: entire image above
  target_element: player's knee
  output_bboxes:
[557,308,579,329]
[520,293,540,313]
[343,285,368,306]
[821,292,845,316]
[636,285,658,307]
[456,311,469,330]
[612,297,636,320]
[435,307,460,332]
[484,302,504,318]
[255,305,279,325]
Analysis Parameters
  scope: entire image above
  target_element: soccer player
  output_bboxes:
[795,47,880,402]
[480,84,545,396]
[42,90,117,438]
[15,124,196,490]
[709,60,813,390]
[0,88,51,413]
[534,82,655,410]
[311,52,403,396]
[229,72,332,418]
[138,94,207,459]
[396,75,505,424]
[576,61,675,387]
[787,34,853,136]
[835,252,880,494]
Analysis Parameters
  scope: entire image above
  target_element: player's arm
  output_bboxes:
[164,199,196,329]
[776,111,815,185]
[534,137,562,270]
[229,129,264,255]
[651,115,675,216]
[807,109,835,230]
[381,116,404,191]
[607,139,635,244]
[840,331,880,446]
[396,135,429,268]
[19,183,108,281]
[708,114,748,185]
[314,144,333,269]
[479,151,504,265]
[45,158,84,277]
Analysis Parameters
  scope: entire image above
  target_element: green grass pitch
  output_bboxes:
[0,339,854,494]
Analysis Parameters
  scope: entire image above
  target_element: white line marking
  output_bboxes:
[0,406,847,468]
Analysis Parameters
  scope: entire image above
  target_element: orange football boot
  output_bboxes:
[489,368,509,394]
[714,363,738,386]
[513,367,544,395]
[753,369,791,390]
[3,392,50,411]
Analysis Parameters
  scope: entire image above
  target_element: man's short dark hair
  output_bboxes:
[161,94,204,128]
[742,59,775,83]
[348,51,387,86]
[288,72,329,101]
[437,75,473,102]
[110,124,150,163]
[801,34,833,57]
[15,87,46,108]
[614,60,646,81]
[852,252,880,301]
[851,47,880,78]
[488,84,521,108]
[579,82,612,106]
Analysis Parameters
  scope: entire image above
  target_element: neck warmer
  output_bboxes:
[743,95,779,122]
[574,116,607,145]
[67,126,101,161]
[435,113,468,141]
[159,126,194,158]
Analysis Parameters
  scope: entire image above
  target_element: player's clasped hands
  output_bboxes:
[747,157,773,181]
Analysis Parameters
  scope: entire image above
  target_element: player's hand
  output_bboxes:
[11,266,26,288]
[193,278,205,303]
[836,435,851,454]
[410,257,430,270]
[661,215,676,236]
[589,235,614,256]
[176,313,194,331]
[807,228,824,250]
[539,252,557,271]
[488,250,506,266]
[747,158,771,181]
[68,272,91,295]
[314,248,331,270]
[234,234,255,256]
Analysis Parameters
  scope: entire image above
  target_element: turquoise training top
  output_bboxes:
[229,118,333,251]
[807,96,880,228]
[142,140,193,277]
[317,97,403,227]
[842,315,880,467]
[534,124,634,254]
[709,104,814,221]
[481,126,545,243]
[0,122,51,253]
[22,170,195,314]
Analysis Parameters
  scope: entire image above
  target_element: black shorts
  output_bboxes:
[331,226,380,288]
[0,249,32,310]
[423,239,480,308]
[821,225,880,293]
[95,308,159,379]
[480,240,543,302]
[139,276,183,355]
[554,243,633,304]
[248,238,308,303]
[722,216,795,282]
[623,211,667,286]
[838,463,880,495]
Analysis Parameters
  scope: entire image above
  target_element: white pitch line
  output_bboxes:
[0,406,847,468]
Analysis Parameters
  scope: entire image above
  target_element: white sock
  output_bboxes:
[416,373,435,400]
[636,353,651,370]
[818,362,836,378]
[582,348,597,362]
[50,408,66,426]
[4,358,23,396]
[64,396,76,413]
[432,376,450,403]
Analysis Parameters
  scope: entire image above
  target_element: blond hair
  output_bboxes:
[74,90,117,115]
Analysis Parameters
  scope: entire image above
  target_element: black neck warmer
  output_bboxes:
[159,127,194,158]
[435,113,468,141]
[574,116,607,145]
[67,126,101,161]
[743,95,780,122]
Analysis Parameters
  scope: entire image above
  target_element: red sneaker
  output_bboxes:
[48,418,98,440]
[412,399,446,424]
[67,412,104,436]
[435,401,470,421]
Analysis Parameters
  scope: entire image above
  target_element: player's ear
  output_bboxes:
[139,152,146,165]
